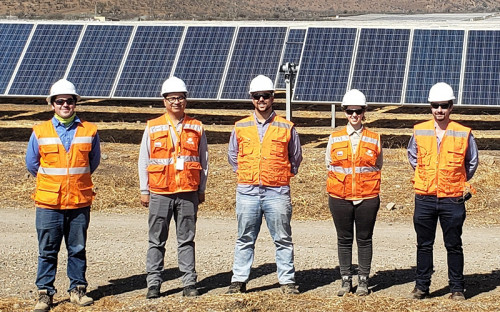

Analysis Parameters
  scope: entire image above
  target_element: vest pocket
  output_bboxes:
[35,180,61,206]
[40,145,59,164]
[446,150,464,167]
[270,139,287,158]
[75,185,95,204]
[147,165,167,188]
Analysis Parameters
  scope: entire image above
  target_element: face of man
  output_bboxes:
[251,91,274,115]
[52,94,76,118]
[163,92,187,116]
[344,105,365,129]
[430,101,453,123]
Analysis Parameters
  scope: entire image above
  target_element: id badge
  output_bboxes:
[175,157,184,170]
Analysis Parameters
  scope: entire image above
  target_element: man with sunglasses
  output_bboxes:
[407,82,479,301]
[26,79,101,312]
[138,76,208,299]
[226,75,303,295]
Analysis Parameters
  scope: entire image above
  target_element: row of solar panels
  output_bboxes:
[0,22,499,106]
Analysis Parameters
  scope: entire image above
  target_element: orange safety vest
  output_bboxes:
[33,120,97,209]
[412,120,471,198]
[147,114,203,194]
[235,115,294,186]
[326,127,381,200]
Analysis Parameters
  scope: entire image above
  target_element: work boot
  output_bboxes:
[33,290,53,312]
[449,291,466,301]
[337,276,352,296]
[409,286,429,299]
[69,285,94,306]
[146,285,161,299]
[183,285,200,297]
[226,282,246,294]
[355,275,369,296]
[280,283,300,295]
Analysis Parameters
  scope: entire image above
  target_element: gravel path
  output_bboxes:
[1,207,499,302]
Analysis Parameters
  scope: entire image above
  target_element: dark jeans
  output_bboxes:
[413,194,466,293]
[36,206,90,295]
[329,196,380,277]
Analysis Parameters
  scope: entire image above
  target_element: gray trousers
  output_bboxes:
[146,192,198,287]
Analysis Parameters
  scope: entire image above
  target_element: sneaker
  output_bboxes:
[409,286,429,299]
[33,290,53,312]
[449,291,466,301]
[183,285,200,297]
[146,285,161,299]
[355,275,369,296]
[226,282,246,294]
[69,285,93,306]
[337,276,352,297]
[280,283,300,295]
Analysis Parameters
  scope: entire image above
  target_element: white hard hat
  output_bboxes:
[428,82,455,102]
[341,89,367,107]
[46,79,80,104]
[249,75,275,94]
[161,76,188,97]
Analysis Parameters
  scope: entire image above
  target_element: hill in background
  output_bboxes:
[1,0,499,20]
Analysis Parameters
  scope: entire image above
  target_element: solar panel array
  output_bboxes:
[0,21,499,106]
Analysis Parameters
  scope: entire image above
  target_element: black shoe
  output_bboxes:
[183,285,199,297]
[409,287,429,299]
[280,283,300,295]
[146,285,161,299]
[226,282,246,294]
[449,291,466,301]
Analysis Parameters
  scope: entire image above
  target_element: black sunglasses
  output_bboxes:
[54,98,76,106]
[252,93,273,100]
[430,103,451,109]
[345,108,365,115]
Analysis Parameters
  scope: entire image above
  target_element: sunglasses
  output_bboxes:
[252,93,273,100]
[54,98,76,106]
[164,96,186,104]
[430,103,451,109]
[345,108,365,115]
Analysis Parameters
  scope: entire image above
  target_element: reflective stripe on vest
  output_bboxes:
[327,127,381,200]
[413,120,470,197]
[33,119,96,209]
[147,114,203,194]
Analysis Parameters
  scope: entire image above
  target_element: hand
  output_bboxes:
[198,192,205,204]
[140,194,150,207]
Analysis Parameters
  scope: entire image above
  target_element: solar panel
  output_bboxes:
[462,30,500,106]
[351,28,410,103]
[114,26,184,98]
[405,29,464,104]
[8,24,83,96]
[67,25,133,97]
[276,28,305,89]
[174,26,235,99]
[220,26,287,100]
[0,23,33,94]
[293,27,357,102]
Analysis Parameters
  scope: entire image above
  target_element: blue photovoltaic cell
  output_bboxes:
[276,28,305,89]
[293,28,357,102]
[67,25,133,97]
[174,26,235,99]
[0,23,33,94]
[9,24,83,96]
[462,30,500,106]
[114,26,184,98]
[351,28,410,103]
[406,29,464,104]
[220,27,287,100]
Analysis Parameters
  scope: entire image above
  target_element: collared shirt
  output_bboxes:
[138,115,209,195]
[25,116,101,177]
[407,121,479,181]
[227,111,303,196]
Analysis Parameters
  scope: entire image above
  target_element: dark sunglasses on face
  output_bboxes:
[345,108,365,115]
[252,93,273,100]
[54,98,76,106]
[430,103,451,109]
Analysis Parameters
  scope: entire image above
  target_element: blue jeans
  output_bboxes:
[231,192,295,285]
[36,207,90,295]
[413,194,466,293]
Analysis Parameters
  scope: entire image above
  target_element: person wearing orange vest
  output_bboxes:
[25,79,100,312]
[226,75,303,295]
[325,89,383,297]
[138,77,208,299]
[407,82,479,301]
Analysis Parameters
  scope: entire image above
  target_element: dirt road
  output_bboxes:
[1,207,499,304]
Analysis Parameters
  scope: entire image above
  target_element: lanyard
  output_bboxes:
[165,113,184,155]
